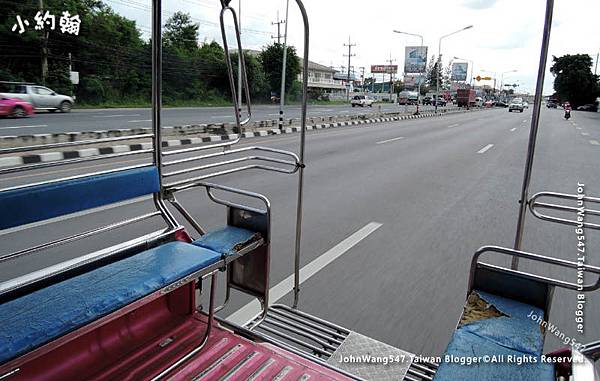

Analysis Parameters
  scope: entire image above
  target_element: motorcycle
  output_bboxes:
[564,110,571,120]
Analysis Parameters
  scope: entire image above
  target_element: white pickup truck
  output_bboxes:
[351,95,374,107]
[0,82,75,113]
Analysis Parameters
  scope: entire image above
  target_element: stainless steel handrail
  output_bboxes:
[165,164,298,188]
[164,156,297,178]
[511,0,555,269]
[469,245,600,293]
[0,212,162,263]
[0,134,154,155]
[0,149,153,176]
[0,228,178,300]
[163,146,300,166]
[529,191,600,230]
[220,0,251,132]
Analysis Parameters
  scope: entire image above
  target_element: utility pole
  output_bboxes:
[387,54,396,101]
[344,37,356,102]
[271,11,285,44]
[39,0,48,84]
[278,0,290,130]
[595,51,599,76]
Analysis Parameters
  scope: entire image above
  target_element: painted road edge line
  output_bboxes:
[376,136,405,145]
[477,144,494,154]
[226,222,383,325]
[591,140,599,146]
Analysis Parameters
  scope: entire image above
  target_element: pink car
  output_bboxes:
[0,97,34,118]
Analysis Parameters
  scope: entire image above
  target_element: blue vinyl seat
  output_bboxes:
[193,226,261,257]
[0,241,221,364]
[434,290,555,380]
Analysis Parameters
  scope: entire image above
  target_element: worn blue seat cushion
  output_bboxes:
[0,241,221,364]
[0,166,160,230]
[434,290,552,380]
[193,226,261,257]
[434,330,555,380]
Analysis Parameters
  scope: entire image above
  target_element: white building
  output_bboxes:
[298,59,346,100]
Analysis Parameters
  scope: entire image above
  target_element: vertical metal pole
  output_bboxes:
[152,0,178,228]
[279,0,290,130]
[512,0,555,269]
[416,36,423,115]
[293,0,309,309]
[436,38,441,113]
[237,0,242,122]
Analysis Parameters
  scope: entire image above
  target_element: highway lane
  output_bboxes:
[1,107,598,360]
[0,103,443,136]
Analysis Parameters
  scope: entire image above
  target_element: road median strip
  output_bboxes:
[0,107,486,168]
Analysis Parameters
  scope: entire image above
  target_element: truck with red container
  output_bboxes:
[456,88,476,107]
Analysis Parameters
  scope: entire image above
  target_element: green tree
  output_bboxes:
[425,55,442,88]
[163,12,199,54]
[231,52,270,101]
[550,54,600,107]
[258,43,301,95]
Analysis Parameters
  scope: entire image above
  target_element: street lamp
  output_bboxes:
[453,56,474,86]
[393,29,424,114]
[436,25,473,113]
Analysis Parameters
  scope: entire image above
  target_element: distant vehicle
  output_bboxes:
[0,97,34,118]
[475,97,484,107]
[495,100,508,108]
[0,82,74,113]
[523,101,529,109]
[484,99,494,108]
[398,91,418,105]
[509,98,525,113]
[456,89,476,107]
[423,93,447,106]
[577,104,598,112]
[546,99,558,108]
[351,95,374,107]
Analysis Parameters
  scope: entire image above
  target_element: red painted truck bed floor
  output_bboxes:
[89,312,353,381]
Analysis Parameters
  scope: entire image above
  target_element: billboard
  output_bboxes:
[371,65,398,74]
[451,62,468,81]
[404,74,425,88]
[404,46,428,73]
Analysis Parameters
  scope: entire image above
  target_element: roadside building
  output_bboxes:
[298,59,346,100]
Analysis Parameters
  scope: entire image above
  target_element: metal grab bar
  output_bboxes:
[0,134,154,155]
[220,0,252,132]
[168,181,271,216]
[163,145,300,167]
[469,245,600,293]
[163,155,298,178]
[164,164,297,188]
[529,191,600,230]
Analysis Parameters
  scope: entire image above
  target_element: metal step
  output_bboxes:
[246,305,439,381]
[245,304,351,360]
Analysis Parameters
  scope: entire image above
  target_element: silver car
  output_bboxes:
[0,82,75,113]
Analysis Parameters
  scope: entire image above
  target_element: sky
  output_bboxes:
[106,0,600,95]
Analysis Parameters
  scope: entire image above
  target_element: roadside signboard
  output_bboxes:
[404,74,425,88]
[451,62,468,81]
[404,46,428,73]
[371,65,398,74]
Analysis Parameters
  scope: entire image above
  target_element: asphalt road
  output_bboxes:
[0,103,443,136]
[1,107,599,360]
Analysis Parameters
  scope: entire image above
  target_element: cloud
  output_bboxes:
[462,0,497,9]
